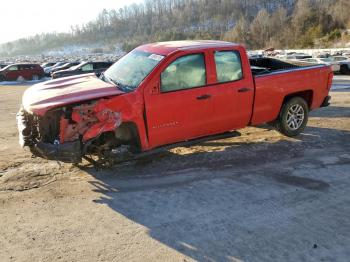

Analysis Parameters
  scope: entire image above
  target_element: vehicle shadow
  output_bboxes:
[309,105,350,118]
[80,119,350,261]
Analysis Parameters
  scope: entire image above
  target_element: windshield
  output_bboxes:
[104,50,164,92]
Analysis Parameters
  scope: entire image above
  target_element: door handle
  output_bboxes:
[238,87,252,93]
[196,94,211,100]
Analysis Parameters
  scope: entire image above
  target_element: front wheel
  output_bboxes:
[274,97,309,137]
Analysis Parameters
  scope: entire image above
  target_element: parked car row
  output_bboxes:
[270,52,350,74]
[301,57,341,72]
[50,61,113,79]
[0,60,115,82]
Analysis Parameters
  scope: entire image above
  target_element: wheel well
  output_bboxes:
[114,122,141,151]
[91,122,141,153]
[282,90,313,109]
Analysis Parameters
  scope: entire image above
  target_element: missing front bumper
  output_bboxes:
[30,141,82,163]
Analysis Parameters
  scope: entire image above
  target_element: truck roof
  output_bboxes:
[137,40,239,56]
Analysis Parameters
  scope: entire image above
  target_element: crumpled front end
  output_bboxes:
[17,99,122,163]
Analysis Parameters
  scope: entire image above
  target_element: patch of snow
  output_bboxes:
[331,84,350,90]
[0,77,50,86]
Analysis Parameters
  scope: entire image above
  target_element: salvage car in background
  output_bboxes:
[41,62,56,68]
[287,53,312,60]
[50,62,80,74]
[332,56,349,62]
[302,58,340,72]
[331,57,350,74]
[51,61,113,79]
[17,40,333,165]
[339,61,350,75]
[0,64,44,81]
[44,62,66,76]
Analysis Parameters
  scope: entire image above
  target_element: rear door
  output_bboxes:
[208,49,254,132]
[21,65,32,79]
[145,51,215,148]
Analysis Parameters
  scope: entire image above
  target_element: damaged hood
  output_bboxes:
[22,73,125,115]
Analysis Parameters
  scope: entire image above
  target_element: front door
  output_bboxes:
[145,53,215,148]
[5,65,19,81]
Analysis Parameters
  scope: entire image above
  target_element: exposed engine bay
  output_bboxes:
[17,99,139,165]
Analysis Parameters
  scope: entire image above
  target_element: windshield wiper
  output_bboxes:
[110,79,134,92]
[100,72,119,87]
[100,73,133,92]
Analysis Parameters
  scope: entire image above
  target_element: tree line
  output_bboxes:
[1,0,349,56]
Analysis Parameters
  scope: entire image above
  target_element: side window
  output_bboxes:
[21,65,31,70]
[82,64,93,71]
[161,53,206,92]
[214,51,243,83]
[8,65,18,71]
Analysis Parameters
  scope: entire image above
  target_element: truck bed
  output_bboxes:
[249,57,319,76]
[249,57,332,126]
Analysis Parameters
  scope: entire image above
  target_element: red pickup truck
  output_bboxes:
[17,41,333,164]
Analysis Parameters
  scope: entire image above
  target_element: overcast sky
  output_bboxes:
[0,0,143,44]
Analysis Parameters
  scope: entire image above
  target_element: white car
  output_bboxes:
[331,56,350,74]
[332,56,349,62]
[44,62,66,76]
[302,58,340,72]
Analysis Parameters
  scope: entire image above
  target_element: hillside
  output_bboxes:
[1,0,350,57]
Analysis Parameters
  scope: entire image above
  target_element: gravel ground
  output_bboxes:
[0,78,349,262]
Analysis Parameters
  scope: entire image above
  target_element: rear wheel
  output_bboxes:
[340,65,350,75]
[0,75,4,82]
[275,97,309,137]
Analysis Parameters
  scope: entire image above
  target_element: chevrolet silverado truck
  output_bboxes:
[17,40,333,165]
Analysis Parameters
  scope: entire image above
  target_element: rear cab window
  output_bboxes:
[161,53,206,92]
[214,50,243,83]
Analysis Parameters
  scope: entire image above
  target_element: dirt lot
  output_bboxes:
[0,82,350,262]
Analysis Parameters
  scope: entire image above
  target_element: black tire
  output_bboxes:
[274,97,309,137]
[340,65,350,75]
[0,75,4,82]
